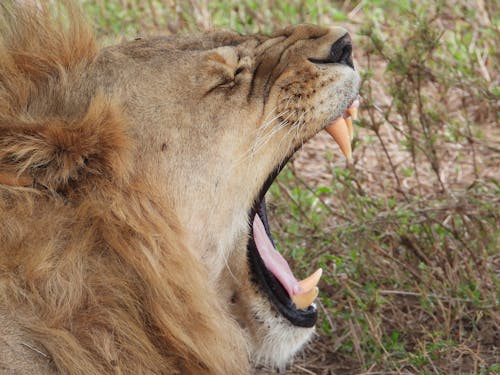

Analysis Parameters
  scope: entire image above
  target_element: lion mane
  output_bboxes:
[0,2,248,374]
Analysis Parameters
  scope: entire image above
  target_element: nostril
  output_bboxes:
[328,34,354,68]
[308,32,355,68]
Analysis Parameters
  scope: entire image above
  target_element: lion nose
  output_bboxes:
[327,33,353,68]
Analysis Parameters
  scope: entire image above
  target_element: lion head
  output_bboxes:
[99,23,359,370]
[0,2,359,374]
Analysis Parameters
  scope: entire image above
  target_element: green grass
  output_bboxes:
[82,0,499,373]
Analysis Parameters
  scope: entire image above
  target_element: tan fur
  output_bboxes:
[0,1,360,374]
[0,2,246,374]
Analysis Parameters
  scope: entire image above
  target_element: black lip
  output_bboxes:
[246,154,318,328]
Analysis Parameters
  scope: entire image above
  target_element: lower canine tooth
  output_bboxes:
[298,268,322,292]
[292,287,319,309]
[325,117,352,162]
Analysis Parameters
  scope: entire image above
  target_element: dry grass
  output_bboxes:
[82,1,499,373]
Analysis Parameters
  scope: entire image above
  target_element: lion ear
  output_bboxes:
[206,46,239,66]
[0,97,132,192]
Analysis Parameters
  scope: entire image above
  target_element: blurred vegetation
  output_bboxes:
[81,0,498,374]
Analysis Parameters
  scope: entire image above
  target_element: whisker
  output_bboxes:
[231,109,291,170]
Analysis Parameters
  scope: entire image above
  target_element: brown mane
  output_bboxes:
[0,1,248,374]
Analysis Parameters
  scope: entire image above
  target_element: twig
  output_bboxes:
[293,364,316,375]
[288,165,353,222]
[378,289,492,306]
[373,127,407,200]
[368,242,423,282]
[277,181,318,230]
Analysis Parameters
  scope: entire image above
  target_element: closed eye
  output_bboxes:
[204,70,236,96]
[235,66,245,76]
[206,64,249,95]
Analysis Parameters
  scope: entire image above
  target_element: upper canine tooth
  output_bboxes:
[346,116,354,141]
[292,287,319,309]
[297,268,322,293]
[347,107,358,120]
[325,117,352,162]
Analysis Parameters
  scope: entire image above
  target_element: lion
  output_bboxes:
[0,1,360,374]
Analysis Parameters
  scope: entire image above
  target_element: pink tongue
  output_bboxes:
[253,214,301,297]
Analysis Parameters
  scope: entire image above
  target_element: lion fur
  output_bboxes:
[0,2,248,374]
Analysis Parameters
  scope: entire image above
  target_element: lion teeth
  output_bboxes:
[347,106,358,120]
[345,116,354,141]
[297,268,322,292]
[325,117,352,162]
[291,268,322,309]
[292,287,319,309]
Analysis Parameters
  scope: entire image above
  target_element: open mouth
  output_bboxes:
[247,99,359,328]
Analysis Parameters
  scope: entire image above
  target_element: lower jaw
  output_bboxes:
[247,197,318,328]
